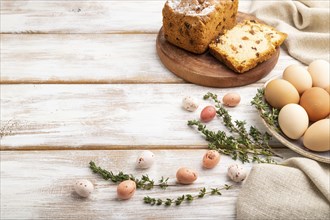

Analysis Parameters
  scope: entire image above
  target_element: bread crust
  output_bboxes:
[162,0,239,54]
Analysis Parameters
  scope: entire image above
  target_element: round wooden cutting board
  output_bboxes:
[156,12,280,88]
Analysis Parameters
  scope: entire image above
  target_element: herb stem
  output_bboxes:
[188,92,281,163]
[144,184,233,206]
[89,161,169,190]
[251,88,281,133]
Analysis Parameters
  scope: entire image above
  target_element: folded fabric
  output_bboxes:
[249,0,330,65]
[237,157,330,220]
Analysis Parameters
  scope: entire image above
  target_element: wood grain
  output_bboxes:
[0,149,299,220]
[0,1,308,219]
[1,0,252,34]
[0,84,286,149]
[1,0,163,34]
[1,34,301,84]
[0,34,184,84]
[156,12,281,88]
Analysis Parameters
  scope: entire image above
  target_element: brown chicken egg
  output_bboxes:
[300,87,330,122]
[282,64,312,94]
[264,79,300,109]
[303,119,330,152]
[308,60,330,89]
[278,104,309,140]
[325,85,330,94]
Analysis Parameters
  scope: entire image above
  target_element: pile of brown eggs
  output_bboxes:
[264,60,330,152]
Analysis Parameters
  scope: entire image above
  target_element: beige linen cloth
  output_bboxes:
[249,0,330,65]
[237,158,330,220]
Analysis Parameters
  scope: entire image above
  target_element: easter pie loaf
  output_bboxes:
[162,0,239,54]
[209,20,287,73]
[253,20,287,48]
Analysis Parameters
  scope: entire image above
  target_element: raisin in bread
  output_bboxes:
[162,0,239,54]
[252,20,287,47]
[209,20,287,73]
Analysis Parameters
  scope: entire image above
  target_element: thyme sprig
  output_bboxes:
[90,162,234,206]
[158,176,169,189]
[144,184,232,206]
[251,88,281,133]
[89,161,170,190]
[188,92,282,163]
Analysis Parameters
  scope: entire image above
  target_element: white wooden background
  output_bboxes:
[1,0,302,219]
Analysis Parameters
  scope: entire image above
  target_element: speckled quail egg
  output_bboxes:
[176,167,198,184]
[117,180,136,200]
[74,179,94,198]
[227,164,247,183]
[200,106,216,122]
[182,96,199,112]
[202,150,221,169]
[136,150,155,169]
[222,93,241,107]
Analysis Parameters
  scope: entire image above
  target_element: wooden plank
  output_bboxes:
[1,34,301,84]
[0,148,299,219]
[1,0,252,34]
[1,0,163,34]
[0,84,285,149]
[0,34,184,84]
